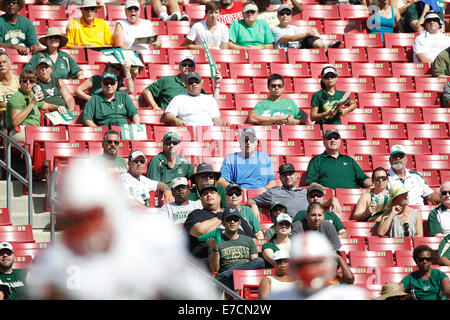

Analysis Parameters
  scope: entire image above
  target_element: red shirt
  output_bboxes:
[218,1,245,27]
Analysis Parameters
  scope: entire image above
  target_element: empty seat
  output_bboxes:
[335,77,375,93]
[287,48,328,64]
[349,251,395,268]
[367,237,412,252]
[323,20,364,34]
[0,208,11,226]
[340,107,383,124]
[357,92,399,108]
[269,62,311,78]
[422,108,450,124]
[233,269,275,297]
[345,139,389,156]
[336,189,367,205]
[406,124,449,140]
[351,62,392,78]
[229,63,271,79]
[388,139,432,155]
[301,4,340,20]
[365,124,407,140]
[322,124,365,140]
[0,225,35,243]
[431,140,450,155]
[374,77,415,93]
[414,155,450,171]
[339,5,370,20]
[415,77,449,92]
[381,108,424,124]
[344,33,383,48]
[281,124,322,140]
[392,62,431,77]
[367,47,408,63]
[384,33,417,48]
[210,49,248,64]
[412,237,443,250]
[327,48,368,64]
[248,49,287,63]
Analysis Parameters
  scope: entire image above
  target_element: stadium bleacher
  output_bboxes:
[1,1,450,301]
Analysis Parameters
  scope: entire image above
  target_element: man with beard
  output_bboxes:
[92,129,128,176]
[0,242,29,300]
[388,145,440,205]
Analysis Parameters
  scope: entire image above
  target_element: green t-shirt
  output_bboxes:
[25,49,82,80]
[401,268,448,300]
[306,151,369,189]
[293,210,345,233]
[428,205,447,236]
[210,234,258,273]
[189,184,227,209]
[0,269,28,300]
[146,152,194,185]
[5,88,44,129]
[229,19,275,47]
[261,239,279,253]
[251,98,303,120]
[82,91,138,126]
[438,234,450,260]
[311,89,347,125]
[37,77,65,107]
[0,14,38,47]
[238,205,263,234]
[92,154,128,175]
[146,74,204,110]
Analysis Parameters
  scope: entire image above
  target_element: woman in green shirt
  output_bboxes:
[400,245,450,300]
[310,66,357,125]
[25,27,83,80]
[262,213,292,267]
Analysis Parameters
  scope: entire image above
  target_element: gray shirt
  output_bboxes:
[251,186,309,219]
[291,218,342,250]
[271,24,301,49]
[442,81,450,107]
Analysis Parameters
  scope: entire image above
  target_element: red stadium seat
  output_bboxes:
[158,35,185,49]
[431,140,450,155]
[394,251,417,267]
[336,189,367,205]
[344,33,383,48]
[310,62,352,78]
[398,92,439,108]
[365,124,407,140]
[195,63,230,79]
[371,154,415,171]
[367,47,408,63]
[269,62,311,78]
[215,141,241,157]
[351,62,392,78]
[381,108,424,124]
[130,141,163,158]
[340,238,367,252]
[412,237,443,250]
[0,208,11,226]
[210,49,248,64]
[367,237,412,252]
[184,4,205,20]
[374,77,415,93]
[290,19,324,33]
[392,63,432,77]
[235,93,268,110]
[285,155,313,172]
[137,109,164,126]
[229,63,271,79]
[261,140,303,156]
[301,4,340,20]
[149,20,167,35]
[422,108,450,124]
[47,20,69,33]
[406,124,449,140]
[346,139,389,156]
[287,48,328,64]
[384,33,417,48]
[323,20,364,34]
[374,266,416,284]
[415,77,449,92]
[43,141,88,172]
[220,110,249,125]
[28,4,67,20]
[233,269,275,297]
[148,64,179,78]
[335,77,375,93]
[322,124,365,140]
[248,49,287,63]
[414,155,450,171]
[239,125,281,141]
[78,65,103,78]
[68,126,107,142]
[281,124,322,141]
[200,156,225,171]
[166,20,191,35]
[349,251,395,268]
[388,139,432,155]
[327,48,368,63]
[219,79,253,94]
[141,49,169,64]
[13,255,33,269]
[339,5,370,20]
[357,92,399,108]
[293,78,322,93]
[179,141,216,158]
[349,267,376,285]
[340,107,383,124]
[0,225,35,243]
[32,20,48,36]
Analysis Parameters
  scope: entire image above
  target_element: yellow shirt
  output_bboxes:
[66,17,112,47]
[0,74,20,107]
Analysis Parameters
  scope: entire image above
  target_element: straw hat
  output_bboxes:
[38,27,68,48]
[79,0,103,8]
[377,282,409,300]
[387,182,410,208]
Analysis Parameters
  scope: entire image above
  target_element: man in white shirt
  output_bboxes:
[413,11,450,63]
[162,72,229,126]
[119,150,172,208]
[387,145,441,205]
[160,177,203,225]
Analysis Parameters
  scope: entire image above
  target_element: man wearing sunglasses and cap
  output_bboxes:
[387,144,440,205]
[146,131,195,186]
[404,1,445,34]
[413,11,450,63]
[189,162,227,209]
[82,71,140,127]
[142,55,222,110]
[163,72,228,126]
[306,129,372,190]
[119,150,173,208]
[0,242,29,300]
[0,0,41,55]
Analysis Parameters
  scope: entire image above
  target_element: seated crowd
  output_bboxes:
[0,0,450,301]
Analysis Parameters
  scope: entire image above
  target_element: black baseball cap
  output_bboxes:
[222,207,241,220]
[199,184,218,196]
[279,163,296,174]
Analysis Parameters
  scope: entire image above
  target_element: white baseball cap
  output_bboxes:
[273,250,290,261]
[276,213,292,225]
[171,177,188,189]
[390,145,406,156]
[125,0,140,8]
[180,55,196,64]
[0,242,14,253]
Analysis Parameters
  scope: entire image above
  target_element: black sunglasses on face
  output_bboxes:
[241,137,256,143]
[181,63,195,68]
[226,191,242,197]
[279,11,292,16]
[225,217,240,223]
[326,135,340,141]
[82,6,97,11]
[127,6,139,11]
[373,176,387,182]
[133,159,145,164]
[103,80,116,86]
[323,75,337,79]
[188,79,200,85]
[199,173,215,179]
[106,140,120,146]
[270,83,284,88]
[441,191,450,196]
[418,257,432,262]
[308,193,324,198]
[164,140,180,146]
[21,79,35,84]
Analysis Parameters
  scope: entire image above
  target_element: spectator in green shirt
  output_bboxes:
[310,66,357,125]
[0,0,40,55]
[82,71,139,127]
[0,242,30,300]
[247,73,307,125]
[189,162,227,209]
[400,245,450,300]
[146,131,195,185]
[305,129,372,189]
[437,234,450,266]
[228,1,275,49]
[428,181,450,237]
[92,129,128,177]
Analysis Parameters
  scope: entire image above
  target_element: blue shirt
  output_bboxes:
[220,151,275,189]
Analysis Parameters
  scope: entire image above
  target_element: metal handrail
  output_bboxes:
[0,130,33,225]
[49,168,62,243]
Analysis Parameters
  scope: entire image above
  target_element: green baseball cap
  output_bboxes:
[102,72,118,81]
[163,131,180,142]
[36,56,52,67]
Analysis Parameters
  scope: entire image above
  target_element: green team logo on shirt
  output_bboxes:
[5,30,25,44]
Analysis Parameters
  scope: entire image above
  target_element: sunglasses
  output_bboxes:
[199,173,215,179]
[164,140,180,146]
[275,259,288,264]
[323,75,337,79]
[373,176,388,182]
[403,223,410,237]
[187,79,200,85]
[226,191,242,197]
[82,6,98,11]
[441,191,450,196]
[418,257,432,262]
[308,193,324,198]
[326,135,340,141]
[391,153,405,159]
[270,83,284,89]
[181,63,195,68]
[225,217,240,223]
[133,159,146,164]
[102,80,117,86]
[106,140,120,146]
[279,11,292,16]
[47,36,61,40]
[425,18,440,23]
[127,6,139,11]
[21,79,35,84]
[241,137,256,143]
[5,0,19,4]
[245,10,256,14]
